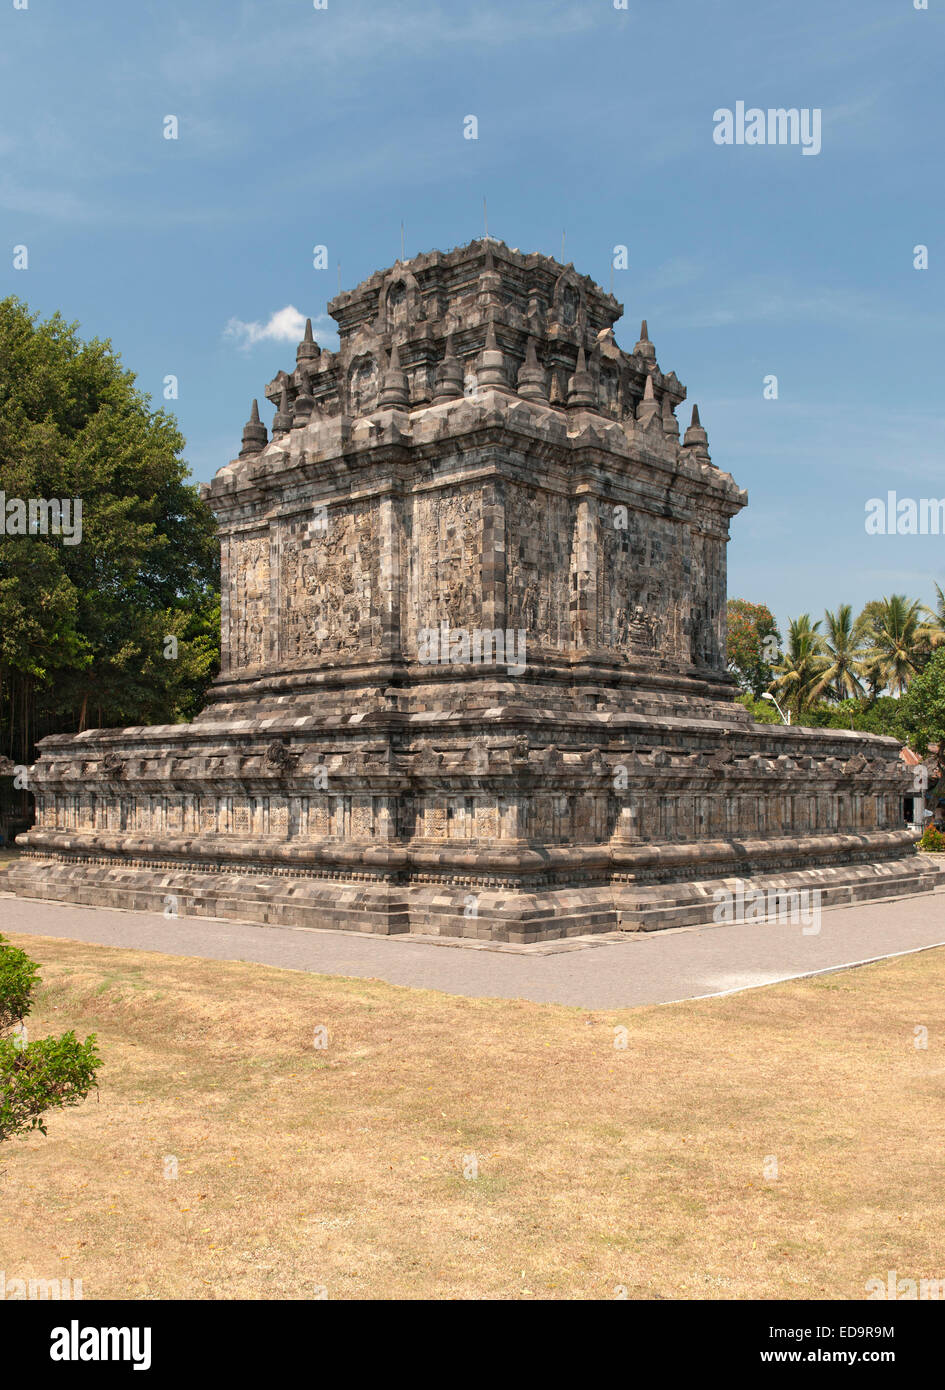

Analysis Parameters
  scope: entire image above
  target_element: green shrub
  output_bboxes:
[917,825,945,853]
[0,934,100,1141]
[0,936,40,1033]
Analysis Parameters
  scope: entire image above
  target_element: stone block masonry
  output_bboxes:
[10,240,936,939]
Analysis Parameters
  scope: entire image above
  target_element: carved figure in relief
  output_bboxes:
[237,542,270,666]
[519,578,538,634]
[431,494,478,626]
[266,740,300,772]
[627,605,661,653]
[282,512,378,657]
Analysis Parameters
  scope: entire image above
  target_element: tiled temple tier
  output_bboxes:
[196,663,748,720]
[10,239,935,938]
[7,853,936,943]
[5,705,919,819]
[8,710,932,940]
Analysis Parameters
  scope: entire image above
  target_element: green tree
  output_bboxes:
[726,599,781,698]
[0,297,220,762]
[769,615,828,722]
[855,600,887,699]
[814,604,867,701]
[735,692,781,724]
[800,696,903,736]
[0,934,100,1141]
[860,594,942,696]
[931,583,945,629]
[897,649,945,783]
[913,582,945,670]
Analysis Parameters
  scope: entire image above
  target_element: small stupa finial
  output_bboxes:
[635,372,660,429]
[476,313,508,389]
[239,398,268,458]
[433,332,464,403]
[634,319,656,360]
[566,343,596,410]
[296,316,320,364]
[682,403,711,459]
[377,340,410,408]
[272,385,293,435]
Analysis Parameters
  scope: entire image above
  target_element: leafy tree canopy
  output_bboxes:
[737,590,945,725]
[726,599,780,698]
[0,297,219,761]
[897,649,945,780]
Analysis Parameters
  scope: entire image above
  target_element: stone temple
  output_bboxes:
[9,240,937,940]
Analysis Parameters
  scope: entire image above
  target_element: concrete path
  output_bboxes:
[2,886,944,1008]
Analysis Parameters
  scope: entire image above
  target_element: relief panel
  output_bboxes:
[229,532,271,671]
[506,485,573,651]
[405,488,483,655]
[280,503,383,664]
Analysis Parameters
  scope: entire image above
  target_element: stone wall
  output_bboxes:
[10,239,936,940]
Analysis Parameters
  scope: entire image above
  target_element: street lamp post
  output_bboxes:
[762,691,791,725]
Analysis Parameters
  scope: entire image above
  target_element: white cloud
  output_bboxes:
[223,305,314,351]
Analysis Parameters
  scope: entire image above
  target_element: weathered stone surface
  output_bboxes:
[9,240,936,938]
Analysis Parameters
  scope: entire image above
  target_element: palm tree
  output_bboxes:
[814,604,866,701]
[856,600,887,700]
[769,615,828,720]
[862,594,944,696]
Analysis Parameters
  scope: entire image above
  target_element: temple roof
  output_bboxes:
[258,238,688,430]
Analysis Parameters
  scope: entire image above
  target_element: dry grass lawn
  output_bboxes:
[2,931,944,1300]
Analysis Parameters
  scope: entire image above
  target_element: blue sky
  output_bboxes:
[1,0,942,635]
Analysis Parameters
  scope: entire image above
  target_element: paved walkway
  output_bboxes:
[2,886,944,1008]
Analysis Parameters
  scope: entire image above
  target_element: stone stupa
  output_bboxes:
[9,240,935,940]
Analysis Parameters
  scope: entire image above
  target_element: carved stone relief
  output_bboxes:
[506,485,572,650]
[408,489,483,647]
[230,532,271,670]
[280,505,382,663]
